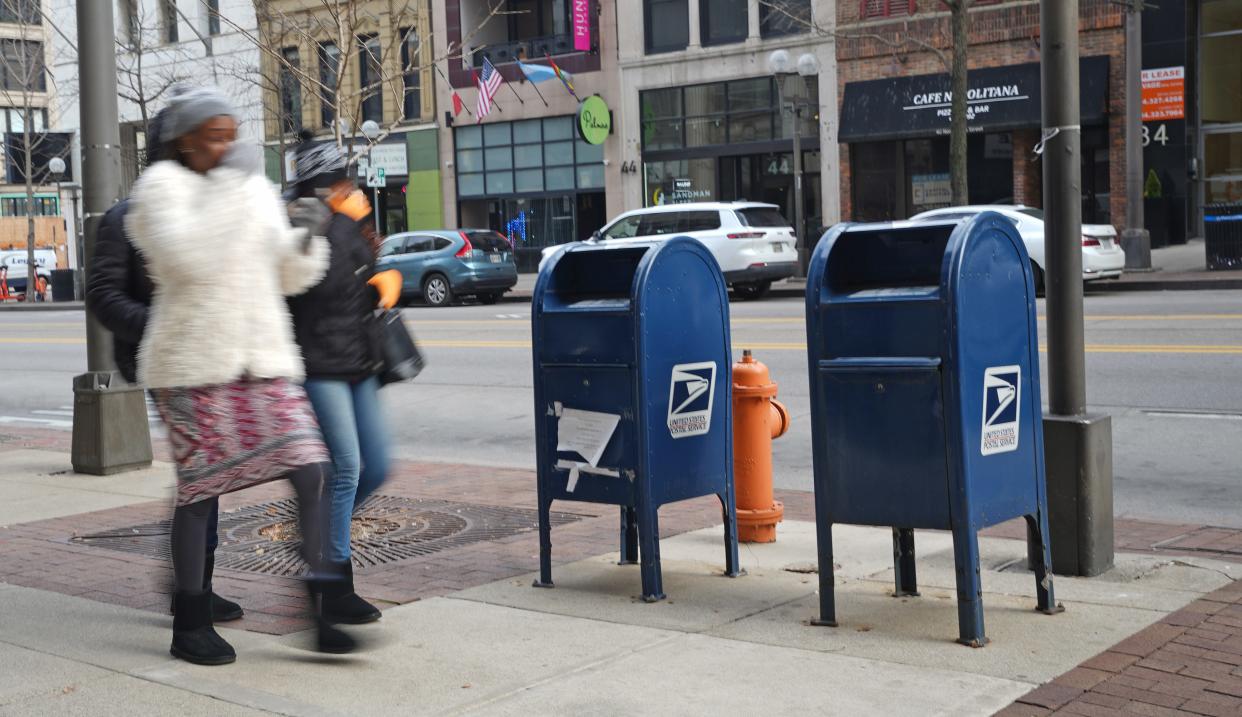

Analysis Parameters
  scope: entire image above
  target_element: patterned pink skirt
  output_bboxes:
[151,378,330,507]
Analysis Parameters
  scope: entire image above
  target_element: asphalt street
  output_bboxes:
[1,289,1239,527]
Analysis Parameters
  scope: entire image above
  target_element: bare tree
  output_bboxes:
[0,0,72,298]
[764,0,974,206]
[115,2,194,148]
[209,0,510,182]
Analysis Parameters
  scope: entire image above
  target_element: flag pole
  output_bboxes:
[434,61,472,117]
[518,63,551,108]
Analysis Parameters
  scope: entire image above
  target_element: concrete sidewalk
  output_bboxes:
[2,441,1241,715]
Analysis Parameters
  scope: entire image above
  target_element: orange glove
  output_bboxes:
[368,269,403,309]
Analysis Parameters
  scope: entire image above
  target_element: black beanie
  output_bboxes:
[291,130,349,197]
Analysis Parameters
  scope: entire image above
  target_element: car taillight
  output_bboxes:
[1081,235,1101,247]
[727,232,766,240]
[456,232,474,259]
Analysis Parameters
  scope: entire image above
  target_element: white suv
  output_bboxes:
[539,202,798,299]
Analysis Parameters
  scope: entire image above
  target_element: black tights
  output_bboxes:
[171,462,334,593]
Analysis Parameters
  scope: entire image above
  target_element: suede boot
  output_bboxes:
[170,591,236,665]
[169,554,245,622]
[307,580,358,654]
[204,554,244,622]
[321,562,381,624]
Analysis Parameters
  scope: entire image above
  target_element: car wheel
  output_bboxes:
[1030,261,1046,297]
[422,274,452,307]
[732,281,771,301]
[478,293,501,305]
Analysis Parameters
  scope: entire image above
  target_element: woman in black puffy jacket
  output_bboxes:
[286,133,400,626]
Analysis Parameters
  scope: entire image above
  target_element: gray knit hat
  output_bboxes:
[161,84,236,141]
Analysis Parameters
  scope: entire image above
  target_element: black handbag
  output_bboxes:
[377,309,425,385]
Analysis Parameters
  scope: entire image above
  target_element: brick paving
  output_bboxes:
[0,427,814,636]
[1002,581,1242,716]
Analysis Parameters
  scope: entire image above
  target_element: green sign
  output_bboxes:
[578,95,611,145]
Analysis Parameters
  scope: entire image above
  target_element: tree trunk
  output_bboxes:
[23,120,37,301]
[949,2,970,206]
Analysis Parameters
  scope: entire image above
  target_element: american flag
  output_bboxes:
[475,58,504,121]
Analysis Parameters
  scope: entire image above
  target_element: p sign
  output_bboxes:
[366,167,386,188]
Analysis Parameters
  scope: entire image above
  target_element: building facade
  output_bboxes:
[432,0,622,271]
[618,0,838,254]
[835,0,1127,230]
[1141,0,1242,246]
[2,0,75,275]
[256,0,438,235]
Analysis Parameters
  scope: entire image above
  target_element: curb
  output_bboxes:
[0,302,85,312]
[1087,278,1242,293]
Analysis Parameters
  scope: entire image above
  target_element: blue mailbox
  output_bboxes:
[805,213,1060,646]
[532,236,739,601]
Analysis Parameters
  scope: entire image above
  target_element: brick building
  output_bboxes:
[835,0,1127,228]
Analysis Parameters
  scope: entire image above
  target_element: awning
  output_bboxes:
[839,56,1110,143]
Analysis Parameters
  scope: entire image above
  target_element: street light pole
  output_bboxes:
[768,50,819,278]
[72,0,152,475]
[1121,0,1151,270]
[1040,0,1114,576]
[361,120,381,235]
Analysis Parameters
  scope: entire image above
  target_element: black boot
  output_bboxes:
[170,591,236,665]
[169,554,245,622]
[307,580,358,654]
[321,562,381,625]
[204,554,244,622]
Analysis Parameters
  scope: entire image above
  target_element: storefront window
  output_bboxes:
[1204,132,1242,203]
[643,158,717,206]
[455,115,604,197]
[641,78,788,151]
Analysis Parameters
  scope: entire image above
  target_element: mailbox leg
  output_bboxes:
[532,494,555,589]
[718,491,741,578]
[811,521,838,627]
[952,529,987,647]
[1025,512,1063,615]
[618,506,639,565]
[637,500,666,602]
[892,528,920,597]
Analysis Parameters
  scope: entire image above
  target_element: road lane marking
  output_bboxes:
[5,335,1242,356]
[1142,410,1242,421]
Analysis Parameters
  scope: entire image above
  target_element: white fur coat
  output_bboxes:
[127,160,329,388]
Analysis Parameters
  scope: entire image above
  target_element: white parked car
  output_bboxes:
[539,202,798,300]
[909,205,1125,289]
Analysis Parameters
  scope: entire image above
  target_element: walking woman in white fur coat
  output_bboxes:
[126,86,356,664]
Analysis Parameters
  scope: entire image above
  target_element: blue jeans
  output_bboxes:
[304,376,391,564]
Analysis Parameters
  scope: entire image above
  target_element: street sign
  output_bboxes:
[366,167,386,188]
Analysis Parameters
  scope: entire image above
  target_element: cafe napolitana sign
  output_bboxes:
[578,95,611,145]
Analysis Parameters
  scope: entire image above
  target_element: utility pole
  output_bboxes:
[1121,0,1152,270]
[1040,0,1114,576]
[71,0,153,475]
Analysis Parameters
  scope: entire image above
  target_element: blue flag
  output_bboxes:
[518,60,558,85]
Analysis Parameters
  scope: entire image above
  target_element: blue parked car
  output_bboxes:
[376,229,518,307]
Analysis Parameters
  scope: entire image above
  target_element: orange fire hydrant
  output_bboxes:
[732,350,790,543]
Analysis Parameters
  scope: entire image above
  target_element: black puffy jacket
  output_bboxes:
[288,212,384,381]
[86,200,154,384]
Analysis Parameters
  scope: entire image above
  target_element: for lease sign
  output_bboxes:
[1141,66,1184,122]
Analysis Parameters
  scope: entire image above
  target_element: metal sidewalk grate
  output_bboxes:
[69,495,586,576]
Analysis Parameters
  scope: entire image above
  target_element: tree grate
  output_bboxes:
[69,495,586,576]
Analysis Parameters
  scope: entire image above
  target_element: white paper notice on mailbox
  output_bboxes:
[556,408,620,468]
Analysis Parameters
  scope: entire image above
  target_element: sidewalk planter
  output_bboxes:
[805,214,1060,646]
[1204,203,1242,271]
[1144,198,1170,249]
[531,236,739,601]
